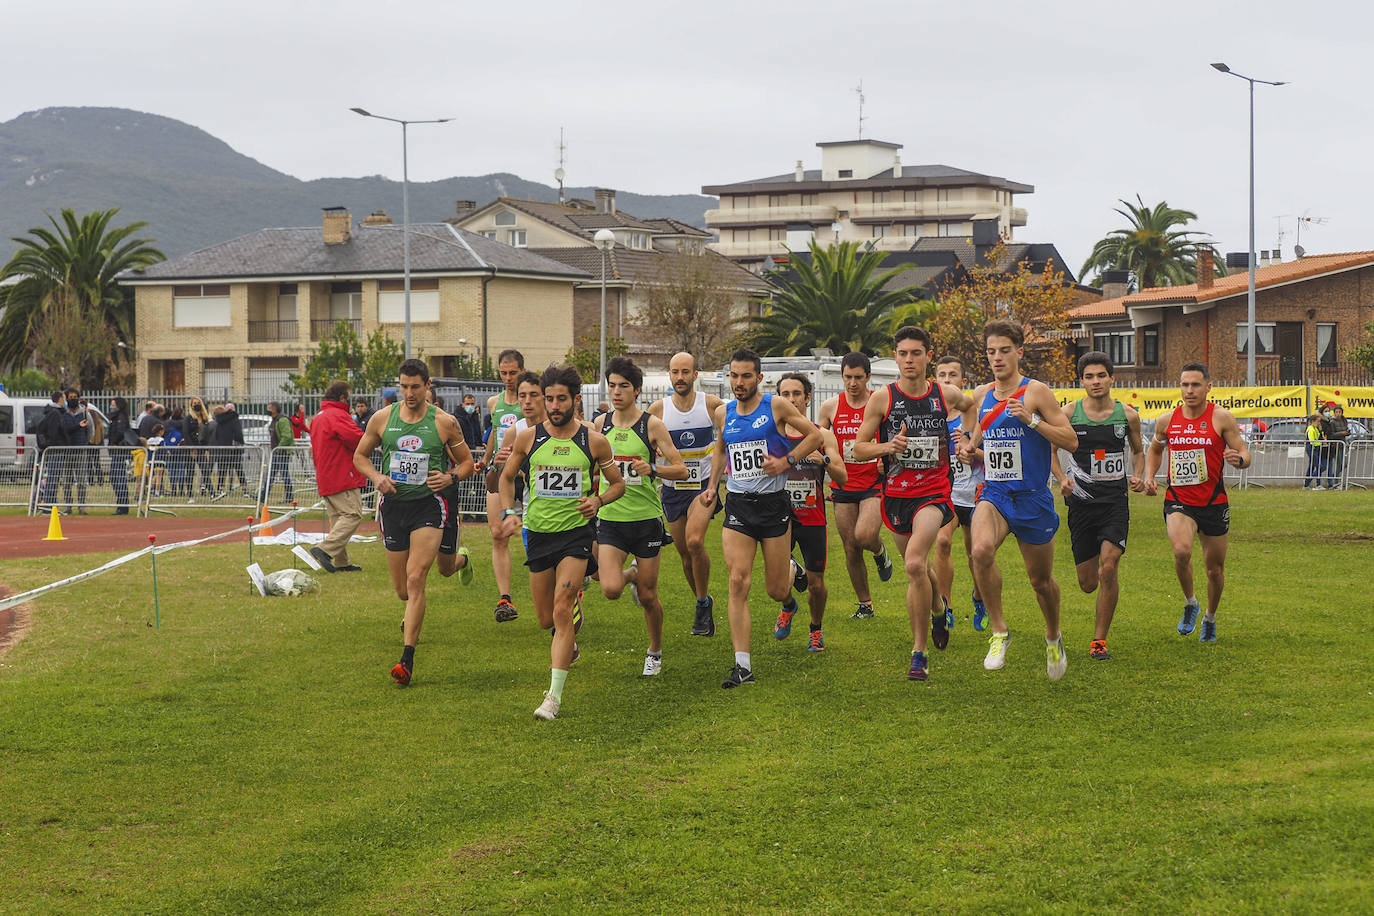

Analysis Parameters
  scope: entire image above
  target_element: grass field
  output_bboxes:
[2,489,1372,913]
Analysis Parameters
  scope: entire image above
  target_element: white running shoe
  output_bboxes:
[642,653,662,676]
[1046,636,1067,681]
[534,691,560,720]
[984,633,1011,670]
[628,559,641,606]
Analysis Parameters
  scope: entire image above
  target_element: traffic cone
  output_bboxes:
[42,505,67,541]
[258,505,274,537]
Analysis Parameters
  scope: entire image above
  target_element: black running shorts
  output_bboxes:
[525,523,598,574]
[722,490,792,541]
[1164,500,1230,538]
[830,487,878,504]
[952,502,975,528]
[882,492,953,536]
[791,519,827,573]
[662,483,722,523]
[378,494,447,552]
[597,516,672,559]
[1066,498,1129,565]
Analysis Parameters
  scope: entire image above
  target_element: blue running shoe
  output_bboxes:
[774,604,796,640]
[943,595,955,630]
[907,650,928,681]
[875,545,894,583]
[1178,600,1201,636]
[1199,617,1217,643]
[972,592,988,631]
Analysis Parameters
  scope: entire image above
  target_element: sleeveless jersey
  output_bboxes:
[522,423,595,533]
[722,394,790,495]
[598,411,662,522]
[380,403,446,501]
[658,391,714,491]
[978,378,1051,494]
[784,434,826,526]
[879,381,951,499]
[946,414,984,508]
[830,393,879,492]
[490,391,521,451]
[1067,399,1130,503]
[1164,403,1228,506]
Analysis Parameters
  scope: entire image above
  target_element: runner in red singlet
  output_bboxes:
[1143,362,1251,643]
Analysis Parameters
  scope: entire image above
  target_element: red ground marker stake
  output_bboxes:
[247,517,255,594]
[291,501,299,569]
[149,535,160,629]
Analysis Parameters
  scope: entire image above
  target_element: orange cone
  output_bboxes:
[42,505,67,541]
[258,505,274,537]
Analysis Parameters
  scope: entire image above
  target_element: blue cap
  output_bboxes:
[383,388,398,400]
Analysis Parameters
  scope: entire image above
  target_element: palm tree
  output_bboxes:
[1080,195,1222,291]
[749,239,924,356]
[0,208,164,385]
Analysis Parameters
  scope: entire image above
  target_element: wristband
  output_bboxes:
[501,507,520,519]
[1028,412,1042,430]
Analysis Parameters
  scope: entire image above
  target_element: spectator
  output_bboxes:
[380,387,398,410]
[107,396,133,515]
[212,401,248,498]
[289,402,310,439]
[146,423,167,496]
[60,387,90,514]
[187,398,212,496]
[456,393,483,449]
[137,402,161,439]
[166,407,192,497]
[135,399,155,431]
[1328,404,1351,490]
[33,390,68,511]
[309,380,367,572]
[353,398,374,431]
[260,401,294,505]
[1304,413,1327,490]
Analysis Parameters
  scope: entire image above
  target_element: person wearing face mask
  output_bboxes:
[456,393,483,450]
[60,387,91,514]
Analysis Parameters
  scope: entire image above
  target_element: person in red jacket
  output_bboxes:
[289,403,310,439]
[310,380,367,572]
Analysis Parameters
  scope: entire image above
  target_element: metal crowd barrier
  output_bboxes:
[1239,437,1361,489]
[1,447,40,508]
[141,445,269,516]
[264,446,487,519]
[29,446,148,515]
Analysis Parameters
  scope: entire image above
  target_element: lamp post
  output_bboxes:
[350,108,453,360]
[594,228,616,404]
[1210,63,1287,387]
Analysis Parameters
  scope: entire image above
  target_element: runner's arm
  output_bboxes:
[498,427,532,510]
[850,387,895,461]
[765,397,822,476]
[441,414,476,483]
[1125,406,1147,491]
[1215,408,1253,468]
[820,428,847,486]
[1022,383,1078,450]
[958,384,990,460]
[1142,420,1168,493]
[586,431,626,516]
[353,409,393,494]
[816,396,837,430]
[701,403,726,504]
[647,416,690,481]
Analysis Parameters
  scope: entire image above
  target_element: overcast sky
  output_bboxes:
[4,0,1367,276]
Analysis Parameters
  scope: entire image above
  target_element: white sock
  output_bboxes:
[1203,611,1216,622]
[1186,595,1199,608]
[734,651,751,670]
[647,649,661,659]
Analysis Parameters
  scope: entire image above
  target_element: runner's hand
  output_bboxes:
[1128,474,1145,493]
[697,487,717,509]
[577,495,600,519]
[501,513,521,538]
[1223,447,1244,468]
[762,454,791,476]
[1143,477,1158,497]
[1059,476,1075,499]
[630,457,653,478]
[375,477,396,496]
[472,458,486,473]
[425,470,450,492]
[889,423,909,456]
[1005,398,1031,421]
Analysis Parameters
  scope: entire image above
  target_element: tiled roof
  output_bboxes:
[494,197,663,235]
[639,217,713,238]
[120,222,589,282]
[530,246,771,292]
[708,164,1033,194]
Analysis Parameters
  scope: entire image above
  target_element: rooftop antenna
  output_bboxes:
[1295,214,1328,256]
[854,79,866,139]
[555,126,567,203]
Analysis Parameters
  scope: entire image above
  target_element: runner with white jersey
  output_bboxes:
[476,349,526,622]
[933,356,988,632]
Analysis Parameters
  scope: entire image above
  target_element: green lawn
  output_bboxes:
[2,489,1372,914]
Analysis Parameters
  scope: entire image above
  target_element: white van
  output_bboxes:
[0,391,110,478]
[704,356,900,422]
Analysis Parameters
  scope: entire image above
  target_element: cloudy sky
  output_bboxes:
[4,0,1365,275]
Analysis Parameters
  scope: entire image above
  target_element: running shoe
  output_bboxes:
[642,653,662,676]
[628,559,641,607]
[907,650,928,681]
[972,592,988,631]
[390,660,412,687]
[1199,617,1218,643]
[774,605,796,640]
[534,691,560,720]
[572,591,584,634]
[984,632,1011,670]
[457,546,474,586]
[1046,636,1067,681]
[691,596,715,637]
[792,558,808,593]
[851,602,875,620]
[495,597,519,623]
[808,629,826,652]
[875,545,894,582]
[721,663,755,689]
[1177,600,1201,636]
[931,606,950,651]
[571,641,580,664]
[944,595,955,631]
[1089,639,1113,661]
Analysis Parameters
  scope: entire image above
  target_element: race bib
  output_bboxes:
[388,451,429,485]
[953,458,972,482]
[985,439,1023,482]
[842,438,876,465]
[785,477,817,508]
[494,415,518,448]
[1170,448,1207,486]
[614,456,645,486]
[671,459,706,490]
[728,439,768,481]
[898,435,941,470]
[1090,450,1126,482]
[534,465,583,499]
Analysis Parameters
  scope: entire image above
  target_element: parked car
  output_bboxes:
[1256,418,1369,443]
[0,392,110,479]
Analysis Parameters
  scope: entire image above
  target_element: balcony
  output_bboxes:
[312,317,361,341]
[704,204,838,227]
[708,239,788,259]
[247,319,298,342]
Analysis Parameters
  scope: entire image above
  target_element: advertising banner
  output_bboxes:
[1048,386,1309,420]
[1310,386,1374,418]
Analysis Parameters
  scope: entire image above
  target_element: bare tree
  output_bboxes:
[634,250,748,367]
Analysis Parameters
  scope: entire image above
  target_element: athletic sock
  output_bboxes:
[734,651,751,671]
[1186,595,1199,607]
[501,594,512,603]
[782,597,798,612]
[858,600,873,609]
[1203,611,1216,622]
[697,596,710,608]
[549,667,568,701]
[400,645,415,668]
[809,623,821,633]
[647,650,662,659]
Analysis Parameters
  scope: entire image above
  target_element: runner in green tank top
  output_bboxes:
[500,365,625,722]
[354,359,475,687]
[594,358,689,677]
[477,349,526,624]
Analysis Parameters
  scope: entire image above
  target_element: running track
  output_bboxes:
[0,514,349,560]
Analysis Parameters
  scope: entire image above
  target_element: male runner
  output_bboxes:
[1049,352,1146,660]
[500,366,625,720]
[853,327,977,681]
[704,348,822,688]
[1143,362,1251,643]
[773,373,846,653]
[933,356,988,632]
[428,386,477,585]
[817,351,894,619]
[957,320,1080,679]
[354,358,475,686]
[477,349,525,622]
[649,352,725,637]
[595,357,689,676]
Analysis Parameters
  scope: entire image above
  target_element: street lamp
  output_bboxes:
[1210,63,1287,387]
[350,107,453,360]
[594,228,616,405]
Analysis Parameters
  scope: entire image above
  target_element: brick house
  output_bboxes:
[1068,250,1374,384]
[118,209,588,396]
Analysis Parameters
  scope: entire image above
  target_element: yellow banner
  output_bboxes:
[1311,386,1374,418]
[1048,386,1309,420]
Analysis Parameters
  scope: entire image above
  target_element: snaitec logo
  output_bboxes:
[396,434,423,451]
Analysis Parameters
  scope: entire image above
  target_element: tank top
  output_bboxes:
[830,392,880,492]
[379,403,446,502]
[978,378,1051,495]
[1067,399,1130,503]
[522,423,595,533]
[722,394,790,495]
[1164,403,1228,506]
[490,390,521,452]
[658,391,714,491]
[879,381,951,499]
[598,411,662,522]
[947,414,984,508]
[784,434,826,526]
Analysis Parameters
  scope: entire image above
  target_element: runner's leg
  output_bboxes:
[401,527,442,647]
[1093,541,1123,641]
[1199,532,1228,617]
[834,500,871,604]
[1016,537,1062,642]
[1166,510,1199,600]
[597,542,632,599]
[969,502,1012,633]
[636,554,665,654]
[722,528,760,655]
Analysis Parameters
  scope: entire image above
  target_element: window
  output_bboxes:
[1142,328,1160,366]
[800,193,818,206]
[507,229,527,247]
[378,278,440,324]
[625,232,648,249]
[1093,329,1135,367]
[172,283,231,327]
[494,210,517,226]
[276,282,297,322]
[1236,322,1276,355]
[838,169,853,178]
[768,227,786,242]
[733,229,752,243]
[330,281,362,320]
[769,194,789,208]
[903,224,922,238]
[1317,323,1338,366]
[872,190,889,204]
[479,230,497,240]
[872,225,889,238]
[904,189,920,203]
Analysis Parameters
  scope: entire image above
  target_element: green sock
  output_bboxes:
[549,668,569,702]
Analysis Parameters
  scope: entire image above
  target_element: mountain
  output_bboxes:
[0,107,716,259]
